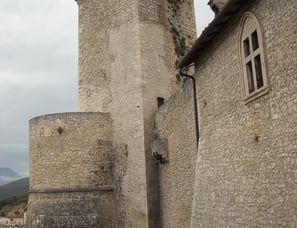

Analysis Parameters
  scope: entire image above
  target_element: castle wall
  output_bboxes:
[191,0,297,227]
[138,1,196,227]
[28,192,115,228]
[28,112,116,227]
[154,80,197,228]
[27,0,297,227]
[77,1,149,225]
[77,0,138,112]
[76,0,196,227]
[109,20,150,227]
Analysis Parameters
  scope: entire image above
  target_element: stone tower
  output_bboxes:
[27,0,196,227]
[77,0,196,227]
[28,113,116,227]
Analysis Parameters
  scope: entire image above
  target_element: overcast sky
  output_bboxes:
[0,0,213,176]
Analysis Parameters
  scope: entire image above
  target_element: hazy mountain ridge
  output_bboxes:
[0,167,23,186]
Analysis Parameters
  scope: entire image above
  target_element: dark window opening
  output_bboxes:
[243,38,250,57]
[251,30,259,51]
[254,55,263,89]
[157,97,165,108]
[246,61,255,93]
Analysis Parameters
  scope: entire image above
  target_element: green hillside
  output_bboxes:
[0,195,28,217]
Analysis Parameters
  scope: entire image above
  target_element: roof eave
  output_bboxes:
[178,0,246,69]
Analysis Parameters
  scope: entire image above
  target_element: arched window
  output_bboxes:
[240,13,268,103]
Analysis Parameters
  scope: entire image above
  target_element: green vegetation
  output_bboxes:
[0,195,28,218]
[167,0,189,83]
[170,26,186,58]
[0,194,28,209]
[167,0,182,14]
[170,25,187,82]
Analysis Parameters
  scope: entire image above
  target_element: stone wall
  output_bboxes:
[76,0,196,227]
[77,0,196,113]
[154,80,197,228]
[76,1,157,226]
[29,112,112,189]
[138,1,196,227]
[191,0,297,227]
[77,0,137,112]
[28,112,115,227]
[27,0,297,227]
[28,192,115,228]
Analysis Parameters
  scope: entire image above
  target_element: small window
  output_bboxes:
[254,54,263,88]
[243,38,250,57]
[246,61,254,93]
[251,30,259,50]
[240,13,269,103]
[157,97,164,108]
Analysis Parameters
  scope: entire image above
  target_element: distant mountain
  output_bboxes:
[0,178,29,201]
[0,167,21,177]
[0,167,22,186]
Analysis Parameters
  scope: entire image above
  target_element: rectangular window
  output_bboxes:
[157,97,165,108]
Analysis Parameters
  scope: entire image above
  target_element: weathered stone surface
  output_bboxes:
[76,0,196,227]
[154,80,197,228]
[29,112,113,189]
[29,0,196,226]
[28,112,116,227]
[28,191,116,228]
[190,0,297,227]
[27,0,297,227]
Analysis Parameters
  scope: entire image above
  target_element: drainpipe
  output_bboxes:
[179,67,199,148]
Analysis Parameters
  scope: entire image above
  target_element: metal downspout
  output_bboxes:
[179,68,200,148]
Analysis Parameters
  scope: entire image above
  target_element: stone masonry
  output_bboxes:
[154,80,197,228]
[28,0,297,227]
[28,0,196,227]
[28,113,116,227]
[154,0,296,227]
[76,0,196,227]
[178,0,297,227]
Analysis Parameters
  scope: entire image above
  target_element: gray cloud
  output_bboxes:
[195,0,215,35]
[0,0,78,175]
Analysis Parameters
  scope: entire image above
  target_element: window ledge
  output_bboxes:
[243,86,270,104]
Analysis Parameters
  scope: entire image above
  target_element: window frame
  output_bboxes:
[239,12,269,104]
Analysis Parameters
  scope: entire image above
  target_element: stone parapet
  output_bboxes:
[28,112,115,227]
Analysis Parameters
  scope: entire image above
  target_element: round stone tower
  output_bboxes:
[27,113,116,227]
[27,0,196,227]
